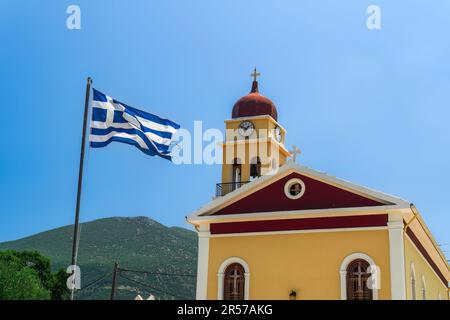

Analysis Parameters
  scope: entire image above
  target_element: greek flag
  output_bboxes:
[89,89,180,161]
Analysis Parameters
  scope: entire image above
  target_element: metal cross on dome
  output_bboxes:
[251,67,261,82]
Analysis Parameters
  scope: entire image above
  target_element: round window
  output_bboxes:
[284,178,306,200]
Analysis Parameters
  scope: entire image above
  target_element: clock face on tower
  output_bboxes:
[238,121,254,137]
[275,126,282,142]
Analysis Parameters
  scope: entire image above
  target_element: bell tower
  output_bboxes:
[217,69,291,196]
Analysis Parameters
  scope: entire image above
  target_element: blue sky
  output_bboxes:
[0,1,449,257]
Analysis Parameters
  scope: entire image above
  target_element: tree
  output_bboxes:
[0,258,50,299]
[0,250,69,300]
[50,268,71,300]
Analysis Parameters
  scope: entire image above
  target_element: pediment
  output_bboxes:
[190,163,409,218]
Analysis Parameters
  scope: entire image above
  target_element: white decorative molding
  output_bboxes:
[195,224,210,300]
[339,270,347,300]
[388,218,406,300]
[187,161,411,221]
[217,257,250,300]
[189,205,409,224]
[339,252,379,300]
[284,178,306,200]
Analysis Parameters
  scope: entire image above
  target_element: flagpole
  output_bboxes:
[70,77,92,300]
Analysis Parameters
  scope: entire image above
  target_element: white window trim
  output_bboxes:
[284,178,306,200]
[217,257,250,300]
[410,262,416,300]
[421,275,426,300]
[339,252,379,300]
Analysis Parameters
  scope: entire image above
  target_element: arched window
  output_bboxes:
[218,257,250,300]
[410,263,416,300]
[421,275,426,300]
[346,259,373,300]
[340,253,378,300]
[250,157,261,180]
[232,158,242,191]
[223,263,245,300]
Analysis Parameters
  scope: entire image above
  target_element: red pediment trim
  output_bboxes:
[214,172,387,215]
[210,214,388,234]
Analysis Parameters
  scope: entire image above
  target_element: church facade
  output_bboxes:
[187,73,449,300]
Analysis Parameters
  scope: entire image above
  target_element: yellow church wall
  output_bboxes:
[207,229,391,300]
[404,236,448,300]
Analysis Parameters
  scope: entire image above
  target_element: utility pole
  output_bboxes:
[110,262,119,300]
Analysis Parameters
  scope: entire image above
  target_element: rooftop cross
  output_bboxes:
[290,145,302,163]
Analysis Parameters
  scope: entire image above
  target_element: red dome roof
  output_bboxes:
[232,81,278,121]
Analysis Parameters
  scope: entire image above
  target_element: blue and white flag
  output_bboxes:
[89,89,180,161]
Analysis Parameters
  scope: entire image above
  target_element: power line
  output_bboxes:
[120,274,191,300]
[78,272,112,292]
[119,267,196,278]
[119,274,192,300]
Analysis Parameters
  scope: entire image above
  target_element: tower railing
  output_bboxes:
[216,181,250,197]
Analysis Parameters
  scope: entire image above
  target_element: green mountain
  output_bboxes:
[0,217,198,300]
